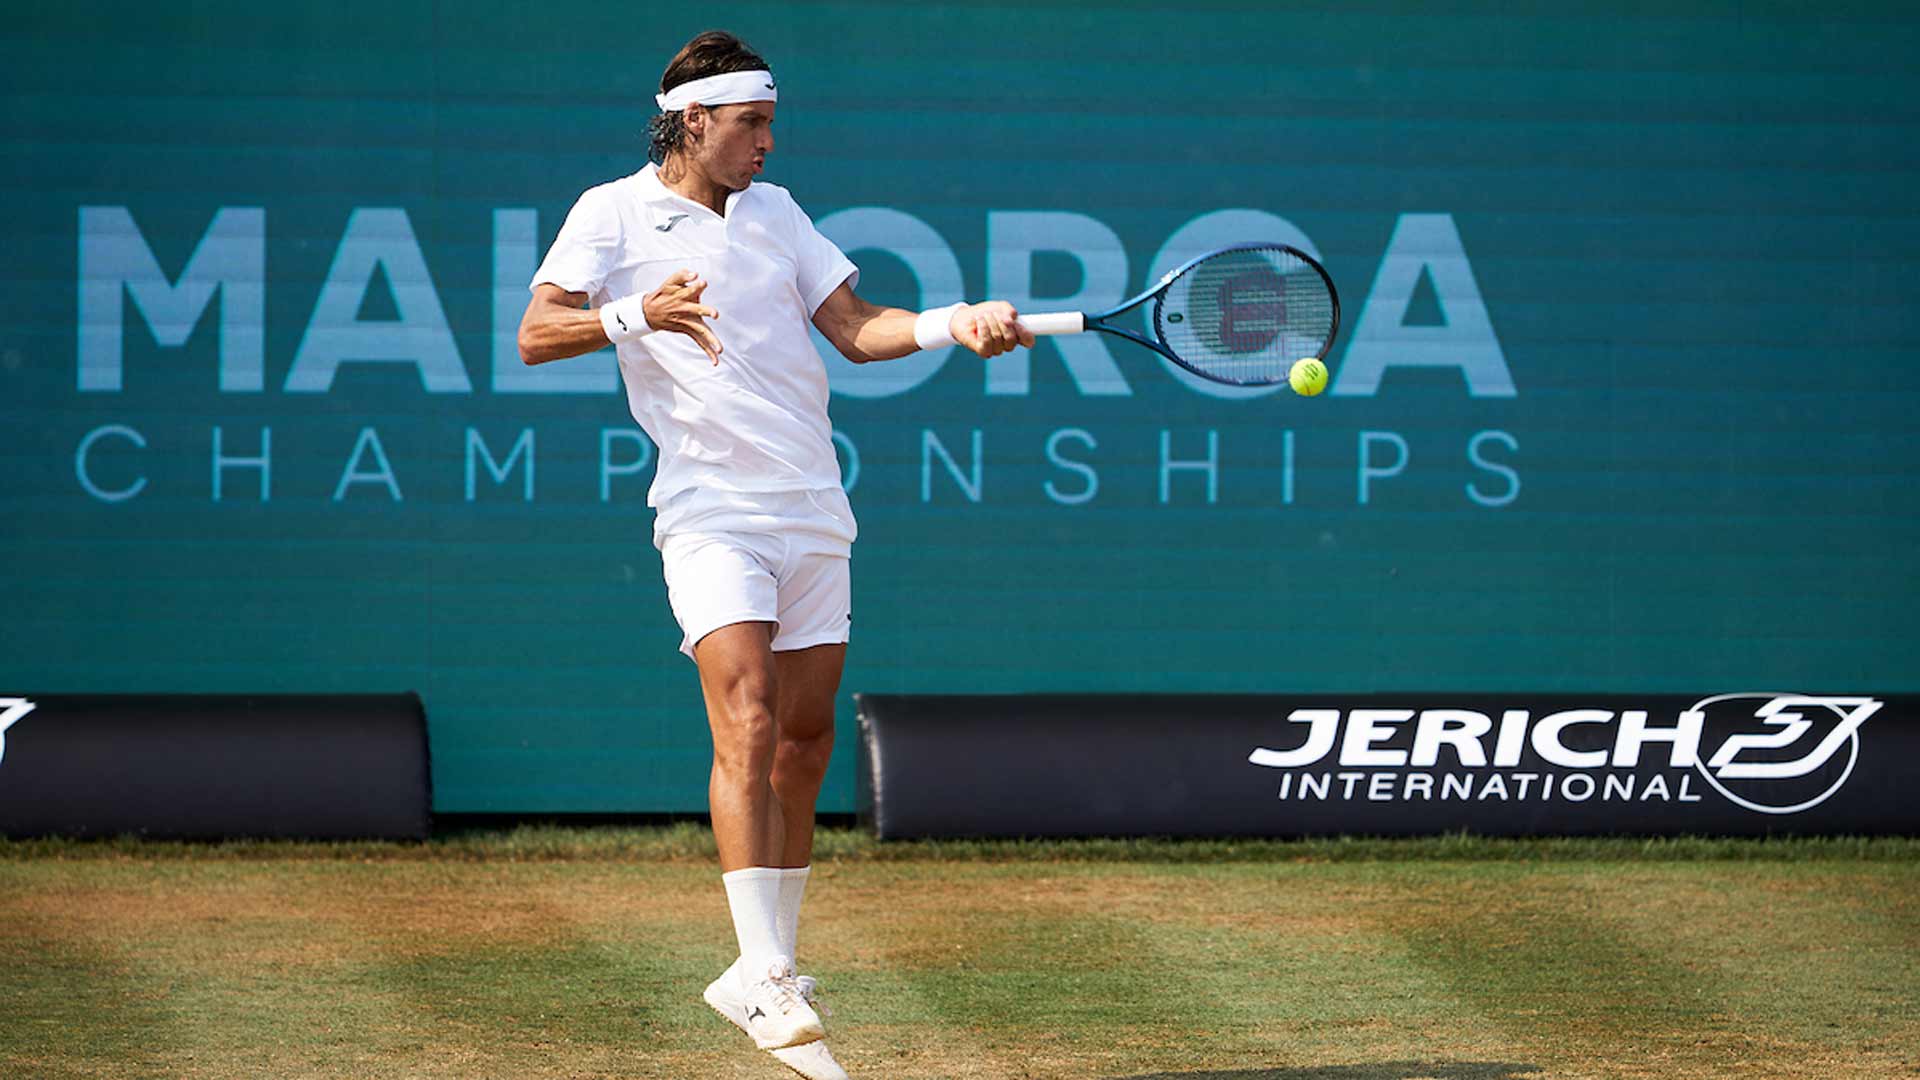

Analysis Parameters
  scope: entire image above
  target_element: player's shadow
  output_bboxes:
[1109,1063,1540,1080]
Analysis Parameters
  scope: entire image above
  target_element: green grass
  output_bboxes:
[2,830,1916,1079]
[5,825,1915,864]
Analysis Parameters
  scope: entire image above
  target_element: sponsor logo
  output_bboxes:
[0,698,36,768]
[655,213,689,233]
[1688,693,1877,814]
[1247,694,1880,815]
[746,1006,766,1022]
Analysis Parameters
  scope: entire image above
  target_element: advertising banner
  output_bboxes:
[857,693,1914,838]
[5,5,1917,812]
[0,694,431,840]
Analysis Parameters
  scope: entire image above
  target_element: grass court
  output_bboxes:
[2,829,1914,1079]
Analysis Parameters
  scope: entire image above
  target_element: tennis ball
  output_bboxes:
[1289,357,1328,397]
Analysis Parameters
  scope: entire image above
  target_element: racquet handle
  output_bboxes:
[1018,311,1085,336]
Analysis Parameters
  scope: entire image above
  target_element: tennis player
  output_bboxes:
[517,30,1031,1080]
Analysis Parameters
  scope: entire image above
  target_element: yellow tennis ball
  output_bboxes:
[1289,357,1328,396]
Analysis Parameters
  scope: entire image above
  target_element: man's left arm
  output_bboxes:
[811,282,1035,363]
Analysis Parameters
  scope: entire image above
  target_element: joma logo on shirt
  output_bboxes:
[656,214,689,233]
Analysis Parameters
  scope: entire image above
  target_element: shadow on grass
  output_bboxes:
[1111,1064,1540,1080]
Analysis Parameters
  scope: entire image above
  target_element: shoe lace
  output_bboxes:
[761,962,812,1014]
[793,973,832,1018]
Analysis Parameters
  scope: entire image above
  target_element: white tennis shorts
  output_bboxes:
[655,489,856,659]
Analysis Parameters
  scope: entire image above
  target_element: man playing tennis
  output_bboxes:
[516,30,1031,1080]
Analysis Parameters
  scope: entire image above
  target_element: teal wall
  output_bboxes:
[4,3,1916,812]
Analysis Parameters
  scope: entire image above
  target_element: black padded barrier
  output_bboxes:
[0,693,431,840]
[855,692,1916,840]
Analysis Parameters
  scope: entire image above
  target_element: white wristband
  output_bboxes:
[599,294,654,345]
[914,302,967,351]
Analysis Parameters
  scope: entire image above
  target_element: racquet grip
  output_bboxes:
[1018,312,1085,336]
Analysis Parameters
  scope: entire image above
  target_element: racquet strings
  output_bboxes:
[1154,247,1335,385]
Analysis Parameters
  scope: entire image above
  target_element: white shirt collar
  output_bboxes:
[635,162,748,219]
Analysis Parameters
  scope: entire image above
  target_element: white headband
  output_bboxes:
[655,70,777,112]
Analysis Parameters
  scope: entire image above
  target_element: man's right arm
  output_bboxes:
[517,272,724,366]
[517,284,607,366]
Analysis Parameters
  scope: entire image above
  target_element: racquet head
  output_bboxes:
[1149,245,1339,387]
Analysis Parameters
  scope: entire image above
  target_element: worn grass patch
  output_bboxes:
[0,831,1914,1079]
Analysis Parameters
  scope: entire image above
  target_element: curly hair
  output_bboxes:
[648,31,772,165]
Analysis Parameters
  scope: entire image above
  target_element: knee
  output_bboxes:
[711,698,778,784]
[775,723,835,784]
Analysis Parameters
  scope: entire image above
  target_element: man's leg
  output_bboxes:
[695,621,784,872]
[695,619,826,1051]
[747,642,848,1079]
[771,642,845,867]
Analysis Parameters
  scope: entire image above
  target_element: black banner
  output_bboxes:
[0,694,431,840]
[855,693,1916,839]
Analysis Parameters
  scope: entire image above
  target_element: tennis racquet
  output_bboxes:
[1016,243,1339,387]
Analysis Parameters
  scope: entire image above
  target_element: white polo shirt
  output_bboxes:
[531,164,859,543]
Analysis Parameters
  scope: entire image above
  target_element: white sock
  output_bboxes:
[721,867,786,979]
[775,865,811,959]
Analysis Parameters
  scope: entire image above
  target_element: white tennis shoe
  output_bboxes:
[702,956,825,1051]
[764,1037,850,1080]
[768,974,849,1079]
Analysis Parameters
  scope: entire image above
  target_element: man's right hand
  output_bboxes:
[952,301,1035,359]
[644,269,724,364]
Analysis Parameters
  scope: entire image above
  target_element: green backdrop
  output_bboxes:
[4,2,1915,811]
